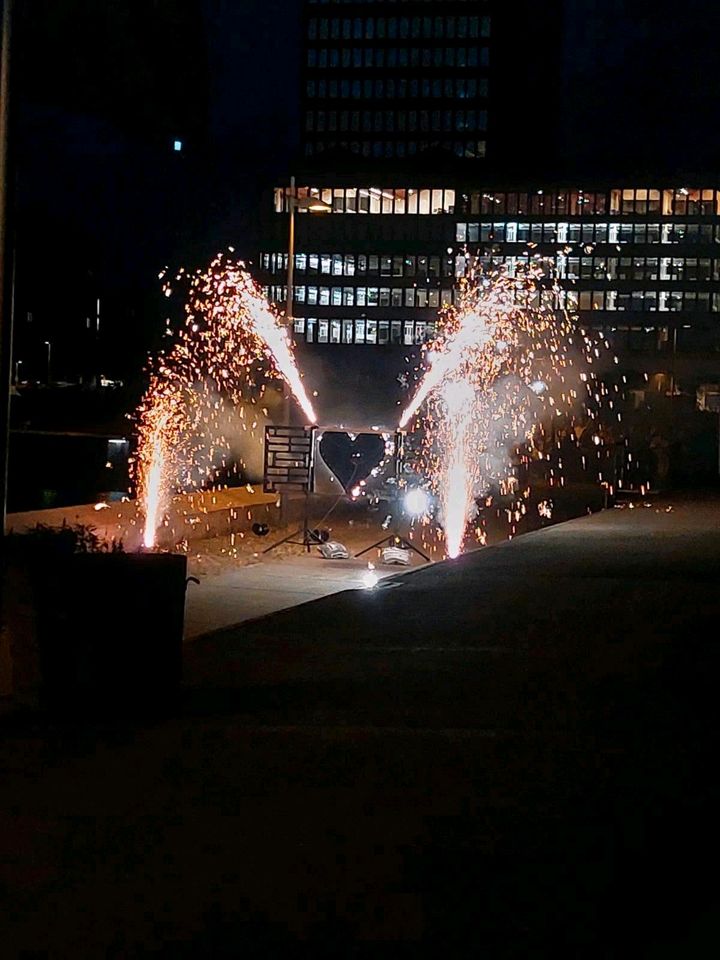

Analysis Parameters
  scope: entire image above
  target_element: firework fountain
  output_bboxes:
[401,267,604,559]
[135,254,316,549]
[135,253,609,561]
[435,377,478,559]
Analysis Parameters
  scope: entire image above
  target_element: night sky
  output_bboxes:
[12,0,303,386]
[10,0,720,385]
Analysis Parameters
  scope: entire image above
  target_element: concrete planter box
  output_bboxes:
[2,551,188,718]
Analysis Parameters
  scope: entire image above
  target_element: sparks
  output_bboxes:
[437,377,477,559]
[401,267,606,559]
[134,254,317,549]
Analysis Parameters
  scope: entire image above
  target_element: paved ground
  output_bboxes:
[184,554,412,638]
[1,495,720,956]
[183,482,604,638]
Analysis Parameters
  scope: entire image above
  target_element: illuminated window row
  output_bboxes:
[616,188,717,216]
[463,191,609,216]
[268,284,455,309]
[278,187,720,218]
[562,257,720,282]
[307,46,489,69]
[266,248,720,277]
[488,288,720,313]
[293,317,720,353]
[459,188,720,217]
[306,77,487,100]
[307,14,490,41]
[458,254,720,285]
[294,317,436,346]
[306,139,485,158]
[574,291,720,312]
[269,283,720,313]
[262,251,457,278]
[276,186,457,214]
[306,108,487,133]
[299,319,720,353]
[263,251,720,283]
[604,326,720,354]
[456,222,720,244]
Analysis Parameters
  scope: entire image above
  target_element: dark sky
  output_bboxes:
[560,0,720,177]
[12,0,303,383]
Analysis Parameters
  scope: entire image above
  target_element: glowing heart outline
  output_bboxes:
[317,431,386,493]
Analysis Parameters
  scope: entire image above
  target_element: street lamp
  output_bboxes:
[44,340,51,385]
[279,178,331,427]
[285,176,331,329]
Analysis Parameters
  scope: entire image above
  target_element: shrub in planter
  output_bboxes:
[3,523,188,718]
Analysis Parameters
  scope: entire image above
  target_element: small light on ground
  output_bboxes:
[363,565,379,590]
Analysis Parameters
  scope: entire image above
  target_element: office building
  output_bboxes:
[257,1,720,432]
[301,1,491,163]
[259,181,720,397]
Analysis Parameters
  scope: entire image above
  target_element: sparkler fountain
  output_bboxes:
[435,376,479,559]
[140,410,170,549]
[400,268,606,560]
[135,254,609,560]
[135,254,317,549]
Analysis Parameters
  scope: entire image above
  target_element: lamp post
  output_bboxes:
[0,0,13,534]
[44,340,51,385]
[280,177,330,424]
[285,175,296,329]
[284,177,332,328]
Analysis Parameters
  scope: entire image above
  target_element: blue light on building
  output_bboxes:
[173,139,183,152]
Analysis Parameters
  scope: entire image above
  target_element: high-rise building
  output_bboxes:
[259,177,720,441]
[301,1,491,164]
[257,2,720,444]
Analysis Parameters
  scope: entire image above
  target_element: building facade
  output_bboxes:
[259,182,720,393]
[301,0,491,162]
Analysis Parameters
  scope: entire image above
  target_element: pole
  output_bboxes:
[281,175,295,429]
[285,175,295,325]
[45,341,51,385]
[0,0,14,535]
[670,325,677,397]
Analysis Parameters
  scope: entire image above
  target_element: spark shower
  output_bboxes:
[134,256,607,557]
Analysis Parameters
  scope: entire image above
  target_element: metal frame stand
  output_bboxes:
[263,489,322,555]
[355,531,431,564]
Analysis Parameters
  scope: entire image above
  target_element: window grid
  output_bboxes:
[262,184,720,347]
[275,187,720,218]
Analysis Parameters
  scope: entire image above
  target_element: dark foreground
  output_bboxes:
[2,496,720,956]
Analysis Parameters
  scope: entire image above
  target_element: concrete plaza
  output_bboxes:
[183,553,412,638]
[1,496,719,955]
